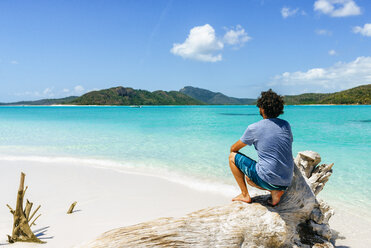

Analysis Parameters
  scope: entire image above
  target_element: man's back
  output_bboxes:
[240,118,294,186]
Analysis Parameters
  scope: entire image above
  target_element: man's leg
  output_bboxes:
[229,152,251,203]
[245,175,285,206]
[245,176,265,190]
[269,190,285,206]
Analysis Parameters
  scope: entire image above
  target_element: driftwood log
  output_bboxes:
[79,151,335,248]
[6,172,44,243]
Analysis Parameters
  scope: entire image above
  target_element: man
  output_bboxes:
[229,89,294,206]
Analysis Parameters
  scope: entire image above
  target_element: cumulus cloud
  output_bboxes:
[14,85,88,100]
[315,29,332,36]
[223,25,250,47]
[353,23,371,37]
[74,85,85,93]
[171,24,250,62]
[328,49,336,55]
[59,85,86,96]
[43,88,54,97]
[14,91,41,97]
[314,0,361,17]
[14,87,55,99]
[281,7,299,18]
[171,24,223,62]
[269,56,371,94]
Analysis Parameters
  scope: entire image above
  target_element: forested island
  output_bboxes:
[69,87,203,105]
[1,84,369,105]
[179,86,255,105]
[283,84,370,105]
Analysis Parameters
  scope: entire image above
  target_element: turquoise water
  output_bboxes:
[0,106,370,214]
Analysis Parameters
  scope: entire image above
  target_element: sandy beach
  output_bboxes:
[0,159,370,248]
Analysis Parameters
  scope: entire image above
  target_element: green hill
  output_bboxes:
[70,86,203,105]
[179,86,256,105]
[284,84,371,105]
[1,84,369,106]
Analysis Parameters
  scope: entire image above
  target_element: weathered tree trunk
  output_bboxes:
[79,151,335,248]
[6,172,44,243]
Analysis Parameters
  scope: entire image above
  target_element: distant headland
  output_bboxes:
[0,84,370,106]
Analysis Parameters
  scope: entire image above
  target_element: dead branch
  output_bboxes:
[67,201,77,214]
[30,214,41,227]
[22,186,28,198]
[24,200,33,220]
[7,172,44,243]
[28,205,41,222]
[6,204,15,214]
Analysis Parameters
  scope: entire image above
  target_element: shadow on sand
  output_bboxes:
[34,226,54,240]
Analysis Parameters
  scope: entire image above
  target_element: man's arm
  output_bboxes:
[230,140,247,153]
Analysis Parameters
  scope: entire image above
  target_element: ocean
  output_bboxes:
[0,105,370,217]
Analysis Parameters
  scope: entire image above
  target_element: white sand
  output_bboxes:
[0,159,370,247]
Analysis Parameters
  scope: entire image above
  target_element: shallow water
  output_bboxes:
[0,105,370,216]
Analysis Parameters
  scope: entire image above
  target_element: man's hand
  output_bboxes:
[230,140,247,153]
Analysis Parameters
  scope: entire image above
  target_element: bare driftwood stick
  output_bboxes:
[22,186,28,198]
[29,205,41,222]
[24,200,33,220]
[6,204,15,214]
[30,214,41,227]
[67,201,77,214]
[79,151,335,248]
[6,172,44,244]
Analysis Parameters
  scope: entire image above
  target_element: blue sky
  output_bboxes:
[0,0,370,101]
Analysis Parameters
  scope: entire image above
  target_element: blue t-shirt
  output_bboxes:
[240,118,294,186]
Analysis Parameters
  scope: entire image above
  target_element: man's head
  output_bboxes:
[256,89,284,119]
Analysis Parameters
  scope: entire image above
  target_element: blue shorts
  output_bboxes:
[234,152,288,191]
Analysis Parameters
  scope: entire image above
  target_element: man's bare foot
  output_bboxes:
[232,193,252,203]
[268,190,285,206]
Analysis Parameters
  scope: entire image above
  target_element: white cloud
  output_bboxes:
[74,85,85,93]
[171,24,223,62]
[315,29,332,36]
[14,86,87,100]
[314,0,361,17]
[328,49,336,55]
[43,88,53,96]
[14,87,55,99]
[171,24,250,62]
[223,25,250,47]
[269,56,371,94]
[60,86,86,96]
[353,23,371,37]
[10,60,18,64]
[281,7,299,18]
[14,91,41,97]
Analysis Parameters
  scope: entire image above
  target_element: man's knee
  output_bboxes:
[229,152,236,163]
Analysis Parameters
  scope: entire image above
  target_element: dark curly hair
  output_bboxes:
[256,89,284,118]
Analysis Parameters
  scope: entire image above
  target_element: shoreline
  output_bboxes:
[0,104,370,107]
[0,157,370,247]
[2,153,370,218]
[0,154,240,197]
